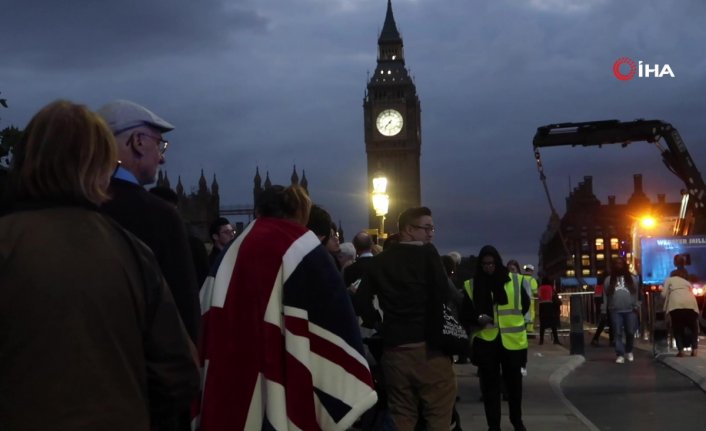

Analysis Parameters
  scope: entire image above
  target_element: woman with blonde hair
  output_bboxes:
[0,100,199,430]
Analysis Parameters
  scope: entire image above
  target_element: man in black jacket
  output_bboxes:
[355,207,455,431]
[343,230,375,288]
[98,100,201,431]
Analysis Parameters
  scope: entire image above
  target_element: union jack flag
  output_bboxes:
[194,218,377,430]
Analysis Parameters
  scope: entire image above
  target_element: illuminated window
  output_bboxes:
[596,253,605,261]
[582,269,591,276]
[610,238,619,250]
[581,254,590,266]
[566,269,576,277]
[597,269,605,277]
[595,238,604,251]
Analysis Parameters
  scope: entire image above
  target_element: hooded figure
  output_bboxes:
[464,245,529,431]
[472,245,510,317]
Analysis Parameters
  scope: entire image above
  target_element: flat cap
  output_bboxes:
[97,99,174,135]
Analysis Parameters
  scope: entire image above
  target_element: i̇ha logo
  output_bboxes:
[613,57,675,81]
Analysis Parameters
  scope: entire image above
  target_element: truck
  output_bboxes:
[532,119,706,343]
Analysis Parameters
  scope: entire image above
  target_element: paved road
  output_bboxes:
[562,335,706,430]
[456,338,593,431]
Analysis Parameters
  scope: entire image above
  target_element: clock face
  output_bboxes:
[376,109,403,136]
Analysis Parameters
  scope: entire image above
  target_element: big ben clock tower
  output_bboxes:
[364,0,421,235]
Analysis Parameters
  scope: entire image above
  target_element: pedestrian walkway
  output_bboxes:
[455,338,594,431]
[454,330,706,431]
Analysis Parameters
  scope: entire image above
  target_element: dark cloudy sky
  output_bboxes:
[2,0,705,267]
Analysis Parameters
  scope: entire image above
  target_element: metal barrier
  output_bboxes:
[646,290,669,355]
[555,291,593,354]
[554,288,670,356]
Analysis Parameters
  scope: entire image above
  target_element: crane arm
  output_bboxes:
[532,119,706,234]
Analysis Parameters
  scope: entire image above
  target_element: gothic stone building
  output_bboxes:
[539,174,681,285]
[156,166,310,243]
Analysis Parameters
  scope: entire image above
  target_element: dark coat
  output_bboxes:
[343,255,375,287]
[188,234,209,288]
[102,178,201,343]
[355,242,449,349]
[0,205,199,431]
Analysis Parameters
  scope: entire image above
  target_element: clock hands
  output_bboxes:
[376,110,402,136]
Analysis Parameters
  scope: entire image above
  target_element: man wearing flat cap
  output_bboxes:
[98,100,200,430]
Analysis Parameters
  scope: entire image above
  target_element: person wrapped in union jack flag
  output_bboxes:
[195,184,377,430]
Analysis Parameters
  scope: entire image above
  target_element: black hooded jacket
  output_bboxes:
[469,245,510,321]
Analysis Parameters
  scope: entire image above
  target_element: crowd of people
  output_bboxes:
[5,98,699,431]
[0,98,545,431]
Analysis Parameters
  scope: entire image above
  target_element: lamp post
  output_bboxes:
[371,174,389,244]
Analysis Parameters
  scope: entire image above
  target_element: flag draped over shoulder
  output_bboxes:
[194,218,377,430]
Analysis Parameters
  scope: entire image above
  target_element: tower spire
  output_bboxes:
[379,0,402,43]
[301,169,309,193]
[291,165,299,185]
[198,169,208,195]
[377,0,405,63]
[254,166,262,189]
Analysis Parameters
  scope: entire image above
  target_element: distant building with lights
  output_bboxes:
[538,174,681,286]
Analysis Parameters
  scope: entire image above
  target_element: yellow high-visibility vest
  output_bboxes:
[464,273,528,350]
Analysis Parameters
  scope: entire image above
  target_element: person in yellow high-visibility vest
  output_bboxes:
[507,260,532,377]
[463,246,529,431]
[522,264,539,333]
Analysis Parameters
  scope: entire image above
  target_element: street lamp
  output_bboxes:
[371,174,389,242]
[640,215,657,229]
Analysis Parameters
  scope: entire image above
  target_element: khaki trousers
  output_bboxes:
[381,344,456,431]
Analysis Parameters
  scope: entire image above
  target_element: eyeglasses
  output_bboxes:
[137,133,169,154]
[219,228,235,237]
[410,224,435,234]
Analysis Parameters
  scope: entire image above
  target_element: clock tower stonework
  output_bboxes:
[364,0,422,235]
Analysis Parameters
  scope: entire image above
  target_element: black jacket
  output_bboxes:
[102,178,201,343]
[354,242,448,349]
[343,255,374,287]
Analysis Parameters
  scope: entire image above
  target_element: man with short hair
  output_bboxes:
[356,206,456,430]
[307,205,341,268]
[208,217,235,266]
[343,231,375,288]
[98,100,201,430]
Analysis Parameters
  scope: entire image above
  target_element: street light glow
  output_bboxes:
[372,176,388,194]
[371,174,390,241]
[372,193,389,216]
[372,174,389,217]
[640,215,657,229]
